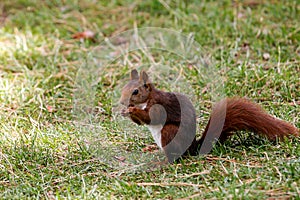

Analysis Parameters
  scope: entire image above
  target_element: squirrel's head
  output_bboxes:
[119,69,153,107]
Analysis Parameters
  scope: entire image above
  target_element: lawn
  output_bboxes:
[0,0,299,199]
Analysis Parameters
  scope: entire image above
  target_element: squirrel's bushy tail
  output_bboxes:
[218,98,299,141]
[191,98,299,154]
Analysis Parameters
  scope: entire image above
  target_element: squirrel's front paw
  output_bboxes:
[121,106,137,117]
[128,106,136,114]
[121,108,130,117]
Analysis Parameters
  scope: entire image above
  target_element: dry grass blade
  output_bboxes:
[135,182,204,188]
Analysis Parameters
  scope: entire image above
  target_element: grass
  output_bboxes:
[0,0,299,199]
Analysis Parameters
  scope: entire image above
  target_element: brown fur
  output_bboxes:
[191,98,299,154]
[121,70,299,162]
[128,86,197,161]
[220,98,299,140]
[128,87,182,125]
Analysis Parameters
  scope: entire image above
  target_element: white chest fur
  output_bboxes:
[137,101,163,149]
[146,124,163,149]
[139,102,147,110]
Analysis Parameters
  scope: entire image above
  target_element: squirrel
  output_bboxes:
[120,69,299,163]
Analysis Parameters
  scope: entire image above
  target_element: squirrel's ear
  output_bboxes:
[140,71,149,84]
[130,69,139,80]
[144,83,152,91]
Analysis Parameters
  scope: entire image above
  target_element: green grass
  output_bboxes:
[0,0,299,199]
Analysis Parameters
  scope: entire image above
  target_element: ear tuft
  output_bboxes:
[130,69,139,80]
[139,70,149,84]
[145,83,152,91]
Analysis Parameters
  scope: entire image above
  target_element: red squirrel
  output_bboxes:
[120,70,299,163]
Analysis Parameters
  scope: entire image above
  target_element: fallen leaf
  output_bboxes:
[142,144,159,152]
[114,156,126,162]
[46,105,54,112]
[72,30,95,40]
[263,65,271,70]
[289,101,300,106]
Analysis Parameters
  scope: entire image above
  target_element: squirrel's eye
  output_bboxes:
[132,89,139,95]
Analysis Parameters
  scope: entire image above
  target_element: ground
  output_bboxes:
[0,0,299,199]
